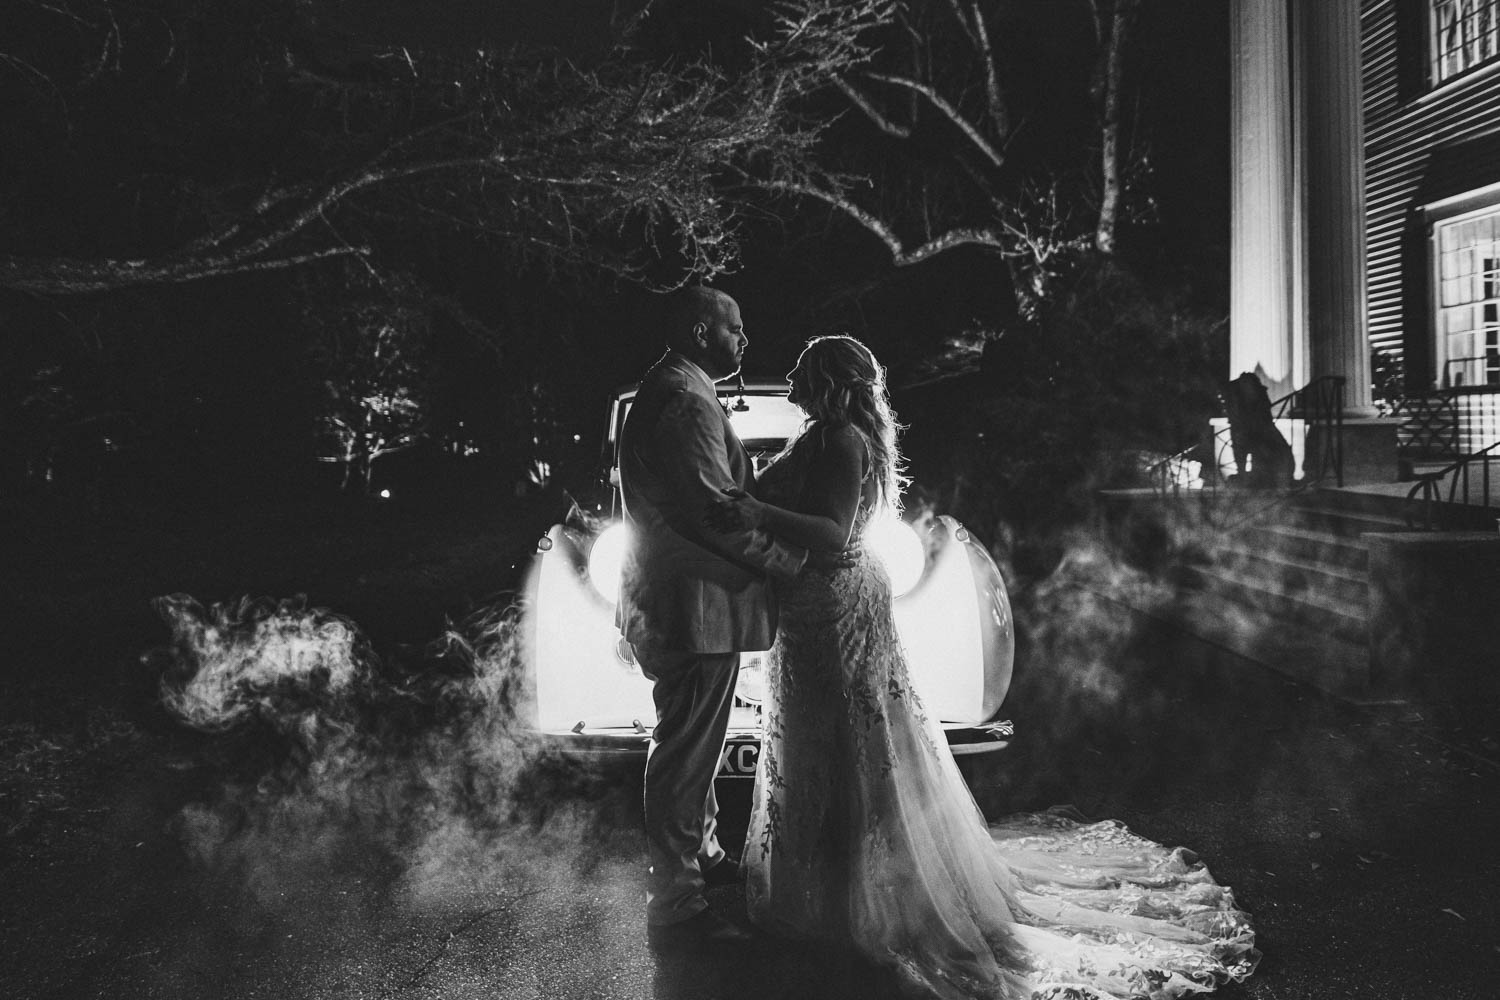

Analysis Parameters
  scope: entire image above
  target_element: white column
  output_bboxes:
[1301,0,1378,417]
[1230,0,1298,399]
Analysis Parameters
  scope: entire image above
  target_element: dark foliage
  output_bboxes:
[900,256,1225,575]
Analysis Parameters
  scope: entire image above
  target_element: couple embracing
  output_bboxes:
[615,287,1259,999]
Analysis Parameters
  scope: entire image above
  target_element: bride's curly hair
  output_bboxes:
[789,334,908,515]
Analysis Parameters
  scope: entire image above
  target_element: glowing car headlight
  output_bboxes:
[867,516,925,598]
[587,523,631,602]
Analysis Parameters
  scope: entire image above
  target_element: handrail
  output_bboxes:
[1404,437,1500,529]
[1271,375,1345,487]
[1390,390,1460,461]
[1146,374,1346,498]
[1146,424,1233,498]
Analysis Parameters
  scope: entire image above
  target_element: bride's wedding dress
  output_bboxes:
[744,445,1259,1000]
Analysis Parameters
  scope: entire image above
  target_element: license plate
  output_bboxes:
[715,738,760,779]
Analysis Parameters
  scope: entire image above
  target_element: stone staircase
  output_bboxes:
[1164,487,1416,701]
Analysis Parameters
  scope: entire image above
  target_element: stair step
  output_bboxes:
[1181,564,1367,642]
[1241,523,1370,570]
[1143,588,1374,701]
[1208,546,1370,608]
[1285,505,1409,536]
[1294,485,1416,519]
[1213,543,1368,586]
[1207,562,1367,623]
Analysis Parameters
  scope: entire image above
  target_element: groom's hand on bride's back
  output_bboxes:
[806,546,858,572]
[702,486,761,533]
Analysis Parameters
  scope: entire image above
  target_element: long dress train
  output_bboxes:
[744,459,1259,1000]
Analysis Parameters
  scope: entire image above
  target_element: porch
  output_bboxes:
[1101,383,1500,712]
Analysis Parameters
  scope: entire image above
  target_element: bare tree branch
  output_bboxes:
[832,77,912,139]
[3,2,894,297]
[765,179,1008,266]
[862,71,1004,168]
[968,2,1010,141]
[940,0,980,46]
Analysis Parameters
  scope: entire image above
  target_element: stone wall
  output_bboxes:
[1367,531,1500,718]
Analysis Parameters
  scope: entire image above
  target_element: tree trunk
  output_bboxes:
[1096,1,1134,255]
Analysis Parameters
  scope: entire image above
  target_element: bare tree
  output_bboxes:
[1089,0,1141,255]
[0,0,885,298]
[759,0,1148,318]
[313,303,432,494]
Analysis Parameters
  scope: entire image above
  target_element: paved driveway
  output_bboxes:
[3,598,1497,1000]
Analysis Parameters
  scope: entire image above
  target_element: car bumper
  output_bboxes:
[531,707,1013,777]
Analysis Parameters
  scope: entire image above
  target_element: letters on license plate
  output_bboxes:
[716,739,760,779]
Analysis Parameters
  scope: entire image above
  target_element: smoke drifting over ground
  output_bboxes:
[990,494,1390,826]
[148,593,638,919]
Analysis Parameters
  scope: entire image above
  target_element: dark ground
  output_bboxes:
[2,491,1498,999]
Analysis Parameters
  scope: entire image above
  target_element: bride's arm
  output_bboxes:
[708,426,866,552]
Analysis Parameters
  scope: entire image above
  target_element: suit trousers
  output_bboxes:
[635,646,738,926]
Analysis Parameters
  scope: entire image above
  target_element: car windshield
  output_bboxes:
[723,393,806,449]
[609,385,806,460]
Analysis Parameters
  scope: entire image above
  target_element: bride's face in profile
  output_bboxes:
[786,352,812,409]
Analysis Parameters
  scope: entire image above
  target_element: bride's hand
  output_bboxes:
[703,486,764,533]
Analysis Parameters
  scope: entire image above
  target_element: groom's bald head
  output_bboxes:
[664,286,734,352]
[662,286,745,380]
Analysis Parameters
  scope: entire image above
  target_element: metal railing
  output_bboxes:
[1147,375,1346,495]
[1143,376,1346,535]
[1281,375,1346,487]
[1392,384,1500,467]
[1147,424,1232,498]
[1404,438,1500,529]
[1390,391,1460,461]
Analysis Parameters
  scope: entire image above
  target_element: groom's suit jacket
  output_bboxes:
[616,351,806,653]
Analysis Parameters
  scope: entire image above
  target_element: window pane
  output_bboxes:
[1433,0,1500,81]
[1435,204,1500,376]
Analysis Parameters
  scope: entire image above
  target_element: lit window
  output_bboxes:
[1434,204,1500,387]
[1431,0,1500,85]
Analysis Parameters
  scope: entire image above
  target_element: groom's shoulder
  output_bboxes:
[639,356,709,401]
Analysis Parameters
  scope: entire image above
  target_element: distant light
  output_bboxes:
[573,434,582,443]
[379,489,391,499]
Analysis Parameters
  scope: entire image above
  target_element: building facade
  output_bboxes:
[1366,0,1500,453]
[1232,0,1500,457]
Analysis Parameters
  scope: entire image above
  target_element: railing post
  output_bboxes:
[1334,376,1345,487]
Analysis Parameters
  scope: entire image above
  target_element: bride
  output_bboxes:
[705,335,1259,1000]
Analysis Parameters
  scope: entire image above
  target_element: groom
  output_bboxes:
[616,286,807,949]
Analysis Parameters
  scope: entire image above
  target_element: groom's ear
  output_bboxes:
[692,321,707,345]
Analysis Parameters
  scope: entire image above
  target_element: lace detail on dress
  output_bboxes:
[745,447,1259,1000]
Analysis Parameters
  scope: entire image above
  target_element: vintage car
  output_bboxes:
[520,378,1015,778]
